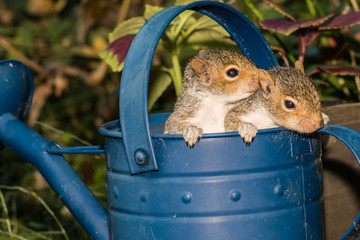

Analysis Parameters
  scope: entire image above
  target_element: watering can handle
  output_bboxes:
[119,1,278,174]
[318,125,360,240]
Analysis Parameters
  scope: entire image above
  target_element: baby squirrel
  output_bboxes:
[225,61,329,144]
[164,49,274,148]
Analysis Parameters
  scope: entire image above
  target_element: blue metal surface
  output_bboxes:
[119,1,279,175]
[0,113,110,240]
[47,141,106,154]
[100,114,325,240]
[0,60,33,149]
[318,125,360,240]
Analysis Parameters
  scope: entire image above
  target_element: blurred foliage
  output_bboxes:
[254,0,360,101]
[100,0,237,109]
[0,0,359,239]
[242,0,360,101]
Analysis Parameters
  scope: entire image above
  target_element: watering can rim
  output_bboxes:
[99,114,294,139]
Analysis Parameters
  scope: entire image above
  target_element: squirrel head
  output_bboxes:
[263,61,324,133]
[187,49,268,101]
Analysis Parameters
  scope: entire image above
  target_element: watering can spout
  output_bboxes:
[0,60,109,240]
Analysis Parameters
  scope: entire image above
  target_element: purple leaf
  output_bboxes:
[319,12,360,30]
[308,65,360,76]
[260,14,333,36]
[106,34,136,64]
[262,0,296,21]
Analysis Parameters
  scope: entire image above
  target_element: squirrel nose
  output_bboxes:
[300,118,323,133]
[311,117,324,131]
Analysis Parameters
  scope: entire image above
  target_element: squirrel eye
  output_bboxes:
[284,100,295,109]
[225,68,239,78]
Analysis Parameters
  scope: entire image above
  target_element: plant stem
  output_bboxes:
[273,34,296,64]
[0,190,12,238]
[171,51,183,96]
[350,50,360,92]
[0,185,69,240]
[117,0,132,24]
[298,33,307,63]
[351,0,359,12]
[244,0,264,20]
[0,37,44,75]
[173,12,193,42]
[305,0,317,17]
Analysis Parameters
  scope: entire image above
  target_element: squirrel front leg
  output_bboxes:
[183,125,203,149]
[237,122,258,145]
[164,114,203,148]
[225,114,258,145]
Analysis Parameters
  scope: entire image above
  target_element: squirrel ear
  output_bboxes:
[191,59,212,85]
[295,61,305,74]
[257,69,275,99]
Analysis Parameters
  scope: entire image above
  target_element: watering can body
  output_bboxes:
[102,2,324,238]
[99,116,324,240]
[1,1,360,240]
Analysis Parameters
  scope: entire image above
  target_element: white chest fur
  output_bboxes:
[240,107,278,129]
[188,96,232,133]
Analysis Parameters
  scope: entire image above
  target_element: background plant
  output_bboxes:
[244,0,360,101]
[100,0,237,110]
[0,0,360,239]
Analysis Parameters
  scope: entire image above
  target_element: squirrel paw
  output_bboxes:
[322,112,329,124]
[238,122,258,145]
[183,125,203,149]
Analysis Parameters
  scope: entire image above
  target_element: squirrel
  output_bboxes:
[164,49,275,148]
[224,61,329,144]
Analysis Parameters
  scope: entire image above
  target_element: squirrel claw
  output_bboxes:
[183,125,203,149]
[238,122,258,146]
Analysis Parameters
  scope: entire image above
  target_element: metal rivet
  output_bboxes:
[181,192,192,204]
[134,150,148,165]
[230,190,241,202]
[140,192,148,202]
[114,186,119,199]
[274,184,284,197]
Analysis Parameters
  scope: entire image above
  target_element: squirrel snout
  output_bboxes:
[299,118,324,133]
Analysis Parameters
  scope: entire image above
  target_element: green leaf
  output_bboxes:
[144,4,165,20]
[99,50,124,72]
[262,0,296,21]
[102,16,145,72]
[168,11,196,40]
[186,23,235,47]
[260,14,334,36]
[99,34,135,72]
[188,15,221,32]
[108,16,145,42]
[148,71,172,110]
[177,17,237,60]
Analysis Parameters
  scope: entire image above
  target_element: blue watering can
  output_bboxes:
[1,1,360,240]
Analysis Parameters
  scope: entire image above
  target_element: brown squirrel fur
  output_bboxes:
[225,61,329,144]
[164,49,274,148]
